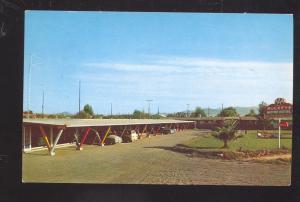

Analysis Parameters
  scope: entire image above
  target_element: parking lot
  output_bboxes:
[22,129,291,185]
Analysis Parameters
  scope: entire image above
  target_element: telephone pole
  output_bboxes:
[78,80,81,114]
[146,100,153,118]
[27,54,33,118]
[221,103,224,117]
[186,104,190,117]
[42,90,44,118]
[110,102,113,118]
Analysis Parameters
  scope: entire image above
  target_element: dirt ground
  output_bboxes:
[22,129,291,185]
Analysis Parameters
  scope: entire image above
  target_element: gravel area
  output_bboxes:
[22,130,291,185]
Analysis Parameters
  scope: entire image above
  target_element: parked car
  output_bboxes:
[170,129,176,134]
[105,135,122,145]
[162,127,176,134]
[123,130,139,142]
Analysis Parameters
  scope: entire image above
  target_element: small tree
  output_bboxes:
[245,109,257,117]
[258,101,267,119]
[132,110,148,119]
[258,101,268,130]
[191,107,207,118]
[212,120,242,148]
[83,104,94,116]
[74,111,91,119]
[218,107,239,117]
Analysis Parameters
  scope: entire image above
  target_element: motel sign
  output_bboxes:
[264,98,292,149]
[264,98,293,119]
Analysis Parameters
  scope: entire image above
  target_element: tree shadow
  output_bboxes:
[176,144,221,150]
[144,144,224,158]
[144,146,178,152]
[143,145,198,156]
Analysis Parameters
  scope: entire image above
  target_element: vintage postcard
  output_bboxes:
[22,11,293,185]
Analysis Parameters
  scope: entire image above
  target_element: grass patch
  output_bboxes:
[182,130,292,152]
[177,130,292,162]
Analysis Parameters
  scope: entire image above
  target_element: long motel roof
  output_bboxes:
[23,118,195,128]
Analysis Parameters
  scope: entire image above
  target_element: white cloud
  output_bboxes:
[83,62,184,73]
[75,56,293,108]
[82,56,293,80]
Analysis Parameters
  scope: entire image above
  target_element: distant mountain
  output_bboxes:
[56,111,73,116]
[207,106,259,117]
[235,107,259,116]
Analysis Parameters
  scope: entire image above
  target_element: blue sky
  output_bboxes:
[24,11,293,115]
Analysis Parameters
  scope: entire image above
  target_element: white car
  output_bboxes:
[105,135,122,145]
[123,130,139,142]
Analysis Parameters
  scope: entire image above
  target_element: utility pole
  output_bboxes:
[221,103,224,117]
[78,80,81,114]
[110,102,112,119]
[207,107,209,117]
[26,53,42,119]
[140,108,142,119]
[42,90,44,118]
[146,100,153,119]
[27,54,33,119]
[186,104,190,117]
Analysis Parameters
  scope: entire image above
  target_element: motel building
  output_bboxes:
[21,98,292,155]
[22,118,195,156]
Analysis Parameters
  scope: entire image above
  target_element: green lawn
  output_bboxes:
[182,130,292,151]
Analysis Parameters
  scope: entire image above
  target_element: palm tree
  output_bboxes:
[212,120,242,149]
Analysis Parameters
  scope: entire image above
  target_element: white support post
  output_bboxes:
[90,128,101,145]
[29,126,32,151]
[121,126,127,137]
[50,127,53,147]
[74,129,81,150]
[29,128,31,151]
[23,126,26,151]
[50,129,64,156]
[278,118,281,149]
